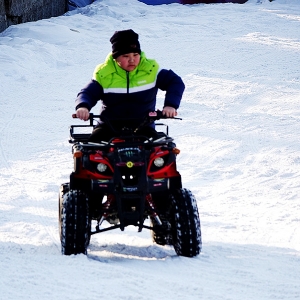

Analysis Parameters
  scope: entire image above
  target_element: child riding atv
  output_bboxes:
[59,30,201,258]
[74,29,185,141]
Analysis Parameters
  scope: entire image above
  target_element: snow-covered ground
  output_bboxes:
[1,0,300,299]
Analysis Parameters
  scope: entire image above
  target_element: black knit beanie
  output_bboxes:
[110,29,141,59]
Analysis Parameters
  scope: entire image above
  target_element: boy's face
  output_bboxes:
[115,53,140,72]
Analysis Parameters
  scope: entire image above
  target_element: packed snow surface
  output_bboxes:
[0,0,300,299]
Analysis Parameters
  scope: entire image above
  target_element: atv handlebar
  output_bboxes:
[70,111,181,143]
[72,111,182,123]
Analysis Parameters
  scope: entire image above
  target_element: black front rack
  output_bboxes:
[69,112,179,144]
[69,125,171,146]
[69,125,93,143]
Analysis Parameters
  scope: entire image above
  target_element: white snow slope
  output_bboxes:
[0,0,300,299]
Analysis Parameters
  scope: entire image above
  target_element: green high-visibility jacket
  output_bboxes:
[76,52,185,127]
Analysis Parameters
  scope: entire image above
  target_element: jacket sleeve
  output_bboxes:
[75,79,103,111]
[156,69,185,109]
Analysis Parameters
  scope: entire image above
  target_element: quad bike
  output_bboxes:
[59,111,202,257]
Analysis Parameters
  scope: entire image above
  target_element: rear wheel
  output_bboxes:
[150,192,173,246]
[59,183,69,241]
[60,189,91,255]
[150,215,173,246]
[170,188,202,257]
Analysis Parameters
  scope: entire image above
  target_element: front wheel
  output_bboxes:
[170,188,202,257]
[59,189,91,255]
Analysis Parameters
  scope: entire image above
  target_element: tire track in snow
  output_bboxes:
[0,108,19,169]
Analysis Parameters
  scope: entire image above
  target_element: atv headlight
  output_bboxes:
[97,163,107,172]
[153,157,164,167]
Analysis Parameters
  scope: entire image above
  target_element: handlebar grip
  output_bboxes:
[148,110,181,120]
[72,113,93,118]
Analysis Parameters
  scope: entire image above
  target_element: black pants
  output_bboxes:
[89,123,158,142]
